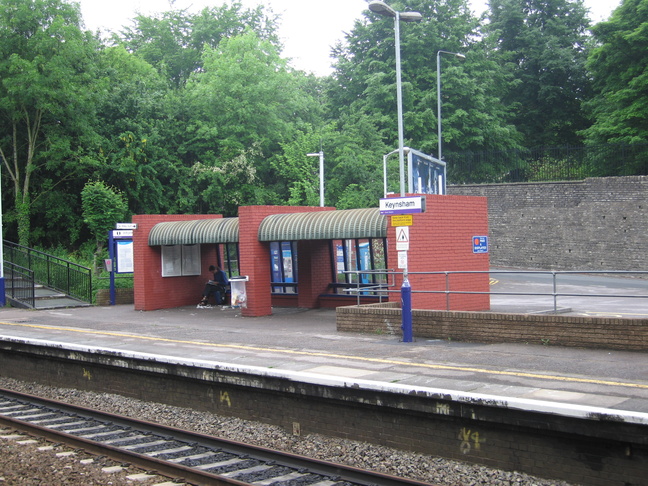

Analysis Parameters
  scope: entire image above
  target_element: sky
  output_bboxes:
[79,0,622,77]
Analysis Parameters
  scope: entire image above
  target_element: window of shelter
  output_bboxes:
[161,244,201,277]
[270,241,298,294]
[218,242,240,278]
[329,238,388,295]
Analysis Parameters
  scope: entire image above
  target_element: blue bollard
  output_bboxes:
[401,277,412,342]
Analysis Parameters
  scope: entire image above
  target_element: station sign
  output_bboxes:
[473,236,489,253]
[396,226,410,251]
[391,214,413,226]
[398,251,408,269]
[112,230,133,238]
[116,222,137,230]
[379,196,426,215]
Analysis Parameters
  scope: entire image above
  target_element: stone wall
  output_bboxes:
[447,176,648,271]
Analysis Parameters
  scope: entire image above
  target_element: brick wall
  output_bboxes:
[237,205,335,317]
[132,197,490,314]
[386,195,490,310]
[296,239,331,308]
[95,288,134,306]
[2,341,645,486]
[447,176,648,271]
[132,214,220,311]
[337,303,648,351]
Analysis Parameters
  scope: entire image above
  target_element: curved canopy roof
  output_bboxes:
[148,208,387,246]
[258,208,387,241]
[148,218,239,246]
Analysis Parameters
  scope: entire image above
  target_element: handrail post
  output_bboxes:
[356,271,361,306]
[552,271,558,313]
[445,271,450,310]
[401,270,413,342]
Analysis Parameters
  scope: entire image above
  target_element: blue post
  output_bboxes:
[108,231,116,306]
[401,274,412,342]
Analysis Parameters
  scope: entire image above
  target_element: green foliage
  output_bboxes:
[581,0,648,162]
[0,0,100,246]
[81,180,128,247]
[328,0,525,179]
[523,157,593,181]
[274,130,325,206]
[0,0,645,255]
[117,4,280,88]
[484,0,593,147]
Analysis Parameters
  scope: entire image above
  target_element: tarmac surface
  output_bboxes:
[0,303,647,418]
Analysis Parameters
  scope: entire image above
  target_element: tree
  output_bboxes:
[328,0,523,171]
[181,31,322,210]
[81,180,128,273]
[274,130,324,206]
[0,0,100,246]
[87,45,183,215]
[117,4,280,88]
[485,0,593,147]
[581,0,648,160]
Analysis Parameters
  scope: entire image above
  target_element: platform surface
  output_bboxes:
[0,304,646,417]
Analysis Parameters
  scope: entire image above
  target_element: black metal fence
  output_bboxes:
[3,262,35,308]
[3,241,92,304]
[445,143,648,184]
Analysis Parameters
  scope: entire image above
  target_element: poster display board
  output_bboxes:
[408,148,446,195]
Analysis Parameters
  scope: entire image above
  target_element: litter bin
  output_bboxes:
[230,276,248,308]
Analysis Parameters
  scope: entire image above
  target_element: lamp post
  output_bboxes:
[369,1,422,197]
[306,151,325,207]
[382,147,409,197]
[436,50,465,162]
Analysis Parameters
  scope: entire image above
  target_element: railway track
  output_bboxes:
[0,388,435,486]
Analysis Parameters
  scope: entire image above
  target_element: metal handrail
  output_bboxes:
[3,262,35,308]
[3,241,92,304]
[341,269,397,306]
[343,269,648,313]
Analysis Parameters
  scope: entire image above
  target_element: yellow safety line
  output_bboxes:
[1,321,647,390]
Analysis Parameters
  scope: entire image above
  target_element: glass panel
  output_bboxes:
[181,244,201,275]
[330,238,388,295]
[161,245,181,277]
[270,241,298,294]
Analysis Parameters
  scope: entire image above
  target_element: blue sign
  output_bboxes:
[473,236,489,254]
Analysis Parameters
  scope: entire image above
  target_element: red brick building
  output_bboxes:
[132,195,489,317]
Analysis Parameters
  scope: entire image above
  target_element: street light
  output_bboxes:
[437,50,465,163]
[382,147,409,197]
[306,151,325,207]
[369,1,422,197]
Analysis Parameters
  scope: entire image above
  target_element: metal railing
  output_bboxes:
[446,142,648,184]
[3,241,92,304]
[341,269,397,305]
[343,269,648,313]
[3,262,35,308]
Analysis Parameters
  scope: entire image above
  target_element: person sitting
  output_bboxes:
[198,265,229,307]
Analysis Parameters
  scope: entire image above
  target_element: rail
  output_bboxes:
[0,388,435,486]
[343,269,648,312]
[3,262,35,308]
[3,241,92,304]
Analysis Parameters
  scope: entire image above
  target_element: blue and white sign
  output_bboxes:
[379,196,426,215]
[472,236,489,254]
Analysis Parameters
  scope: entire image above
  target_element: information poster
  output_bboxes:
[162,245,182,276]
[116,240,134,273]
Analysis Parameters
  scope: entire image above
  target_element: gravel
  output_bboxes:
[0,377,578,486]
